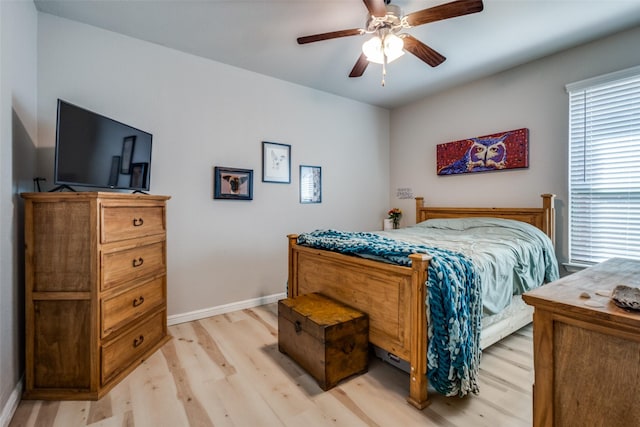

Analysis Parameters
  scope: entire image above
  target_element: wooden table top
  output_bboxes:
[523,257,640,329]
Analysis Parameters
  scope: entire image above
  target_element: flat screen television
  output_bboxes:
[54,99,152,192]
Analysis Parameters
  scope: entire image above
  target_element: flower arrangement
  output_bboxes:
[388,208,402,229]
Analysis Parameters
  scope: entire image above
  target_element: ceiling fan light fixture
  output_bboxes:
[362,33,404,64]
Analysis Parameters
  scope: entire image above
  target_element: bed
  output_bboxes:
[286,194,557,409]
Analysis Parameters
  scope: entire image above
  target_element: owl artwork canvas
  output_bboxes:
[436,128,529,175]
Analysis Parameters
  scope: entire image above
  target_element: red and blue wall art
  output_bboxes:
[437,128,529,175]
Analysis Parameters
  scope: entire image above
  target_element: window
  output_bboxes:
[567,66,640,265]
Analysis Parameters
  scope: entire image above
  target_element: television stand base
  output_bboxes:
[49,184,76,192]
[132,190,148,195]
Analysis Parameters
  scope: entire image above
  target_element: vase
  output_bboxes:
[383,218,393,230]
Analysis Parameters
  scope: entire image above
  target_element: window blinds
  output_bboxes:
[567,66,640,264]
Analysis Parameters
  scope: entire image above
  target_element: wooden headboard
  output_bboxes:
[415,194,556,247]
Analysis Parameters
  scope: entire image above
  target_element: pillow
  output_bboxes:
[415,217,529,231]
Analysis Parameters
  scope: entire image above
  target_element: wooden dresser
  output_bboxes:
[523,258,640,427]
[21,192,171,400]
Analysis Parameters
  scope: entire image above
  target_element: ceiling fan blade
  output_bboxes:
[297,29,362,44]
[362,0,388,17]
[349,53,369,78]
[402,35,446,67]
[405,0,484,27]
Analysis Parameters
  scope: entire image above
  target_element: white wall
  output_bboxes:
[37,13,390,316]
[0,0,38,425]
[390,26,640,264]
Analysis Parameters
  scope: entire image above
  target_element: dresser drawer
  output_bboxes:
[101,206,165,243]
[101,276,165,337]
[101,310,166,385]
[102,241,165,291]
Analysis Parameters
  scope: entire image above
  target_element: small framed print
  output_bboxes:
[262,141,291,183]
[121,135,136,174]
[300,165,321,204]
[108,156,121,187]
[214,167,253,200]
[129,162,148,189]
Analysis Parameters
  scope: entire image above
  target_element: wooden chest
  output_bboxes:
[278,292,369,390]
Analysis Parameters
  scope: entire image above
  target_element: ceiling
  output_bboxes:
[33,0,640,109]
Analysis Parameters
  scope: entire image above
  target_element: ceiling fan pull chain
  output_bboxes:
[382,55,387,87]
[381,37,387,86]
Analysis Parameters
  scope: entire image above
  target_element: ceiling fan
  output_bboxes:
[297,0,484,84]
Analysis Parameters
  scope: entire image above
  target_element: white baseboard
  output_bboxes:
[167,292,286,326]
[1,376,23,427]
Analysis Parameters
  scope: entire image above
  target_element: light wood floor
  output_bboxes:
[10,303,534,427]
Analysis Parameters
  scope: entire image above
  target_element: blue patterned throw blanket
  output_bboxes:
[297,229,482,397]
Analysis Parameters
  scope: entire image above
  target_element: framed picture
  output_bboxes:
[214,167,253,200]
[300,165,321,204]
[130,162,148,189]
[108,155,121,187]
[437,128,529,175]
[121,135,136,174]
[262,141,291,183]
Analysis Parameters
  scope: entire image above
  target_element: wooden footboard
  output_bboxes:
[287,236,432,408]
[287,194,556,409]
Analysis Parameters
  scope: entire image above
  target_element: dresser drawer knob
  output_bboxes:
[133,296,145,307]
[132,257,144,268]
[133,218,144,227]
[133,335,145,347]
